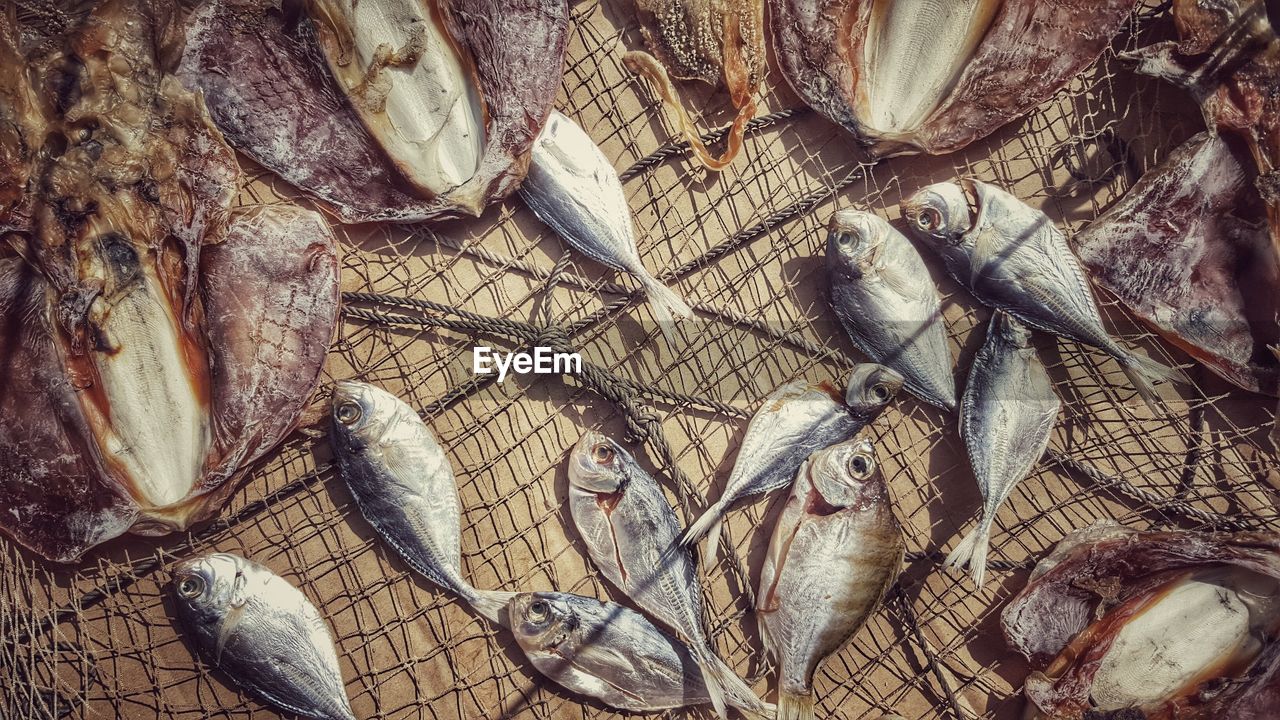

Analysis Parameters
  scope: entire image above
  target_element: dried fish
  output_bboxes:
[0,0,340,562]
[179,0,568,222]
[509,591,773,716]
[623,0,766,169]
[769,0,1137,157]
[826,209,956,410]
[946,312,1060,587]
[1126,0,1280,257]
[1072,131,1280,395]
[903,179,1181,411]
[522,110,693,330]
[1002,524,1280,719]
[172,553,355,720]
[758,437,903,720]
[568,431,763,720]
[681,365,901,560]
[330,381,513,625]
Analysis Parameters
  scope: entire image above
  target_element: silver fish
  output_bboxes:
[330,380,512,624]
[946,312,1060,587]
[680,364,903,560]
[757,438,903,720]
[826,209,957,410]
[902,179,1180,411]
[522,110,693,331]
[509,591,774,717]
[172,553,355,720]
[568,431,761,719]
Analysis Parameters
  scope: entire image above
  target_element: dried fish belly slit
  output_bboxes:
[1003,526,1280,719]
[0,0,340,563]
[770,0,1138,156]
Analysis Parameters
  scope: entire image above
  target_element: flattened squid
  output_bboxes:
[178,0,569,223]
[1003,524,1280,719]
[0,0,340,562]
[623,0,766,170]
[769,0,1138,157]
[1072,132,1280,395]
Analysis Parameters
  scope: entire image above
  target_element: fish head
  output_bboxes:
[568,430,630,495]
[826,209,889,278]
[902,181,974,250]
[990,311,1033,349]
[330,379,405,451]
[807,437,884,512]
[171,552,245,623]
[509,592,577,653]
[845,364,904,419]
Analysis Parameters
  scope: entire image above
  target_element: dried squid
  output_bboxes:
[1003,524,1280,719]
[0,0,341,562]
[179,0,569,223]
[769,0,1138,157]
[623,0,766,170]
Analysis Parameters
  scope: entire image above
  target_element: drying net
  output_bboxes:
[4,1,1278,719]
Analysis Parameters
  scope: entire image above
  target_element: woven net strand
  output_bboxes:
[4,2,1279,719]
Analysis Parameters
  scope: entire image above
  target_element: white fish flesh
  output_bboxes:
[902,179,1181,411]
[329,381,512,624]
[509,591,773,717]
[826,209,956,410]
[757,437,903,720]
[568,430,763,720]
[680,364,902,560]
[946,311,1060,587]
[522,110,693,331]
[172,553,355,720]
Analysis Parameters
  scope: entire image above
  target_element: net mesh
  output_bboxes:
[4,1,1279,719]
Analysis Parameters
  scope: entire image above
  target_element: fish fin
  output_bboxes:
[777,691,815,720]
[1121,352,1186,413]
[944,523,992,588]
[757,611,777,661]
[713,655,772,719]
[694,656,731,720]
[466,589,517,627]
[635,272,694,339]
[680,501,725,552]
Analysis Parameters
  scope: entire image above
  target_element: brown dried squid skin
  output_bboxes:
[0,0,340,562]
[1001,527,1280,719]
[625,0,766,170]
[178,0,569,224]
[769,0,1137,158]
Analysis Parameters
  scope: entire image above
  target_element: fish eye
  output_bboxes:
[335,401,362,425]
[869,383,890,402]
[176,575,205,599]
[528,600,549,622]
[590,443,614,465]
[915,207,942,232]
[838,232,855,246]
[847,453,874,479]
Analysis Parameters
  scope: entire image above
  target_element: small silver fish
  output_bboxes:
[568,430,761,720]
[509,591,774,717]
[946,312,1060,587]
[757,438,903,720]
[330,380,512,624]
[172,553,355,720]
[827,209,957,410]
[680,364,903,560]
[522,110,693,332]
[902,179,1180,411]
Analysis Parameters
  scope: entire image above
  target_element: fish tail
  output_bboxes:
[694,655,731,720]
[712,655,772,718]
[680,503,726,560]
[944,522,993,588]
[777,691,815,720]
[463,588,517,627]
[635,272,694,337]
[1120,352,1185,413]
